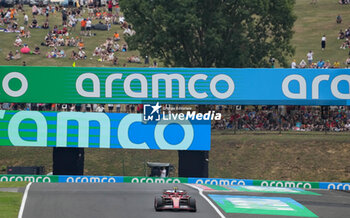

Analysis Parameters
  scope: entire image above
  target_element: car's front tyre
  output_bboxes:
[189,197,196,212]
[154,197,163,211]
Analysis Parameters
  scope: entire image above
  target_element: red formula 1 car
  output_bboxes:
[154,188,196,212]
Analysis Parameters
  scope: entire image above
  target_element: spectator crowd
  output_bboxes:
[1,1,150,67]
[212,105,350,132]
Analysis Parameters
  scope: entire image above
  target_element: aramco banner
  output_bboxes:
[0,110,211,150]
[1,66,350,105]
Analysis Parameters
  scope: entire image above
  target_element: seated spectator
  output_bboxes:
[113,57,118,65]
[299,59,307,68]
[333,60,340,68]
[339,0,350,4]
[121,20,128,29]
[338,29,345,39]
[69,37,77,46]
[12,21,18,30]
[119,16,125,24]
[25,30,31,38]
[14,36,22,47]
[78,39,85,48]
[340,38,350,49]
[93,47,101,56]
[78,48,86,59]
[33,46,40,55]
[57,49,66,58]
[70,50,78,60]
[96,11,102,19]
[113,31,120,41]
[122,43,127,52]
[112,15,118,24]
[123,27,135,36]
[114,43,120,51]
[57,27,68,35]
[107,52,114,61]
[324,60,331,69]
[30,18,38,28]
[46,48,57,58]
[336,14,342,24]
[53,25,58,34]
[317,59,325,68]
[6,51,14,61]
[57,36,64,46]
[13,50,21,60]
[42,21,49,29]
[19,26,25,37]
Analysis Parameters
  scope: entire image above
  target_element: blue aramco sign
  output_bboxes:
[0,110,211,150]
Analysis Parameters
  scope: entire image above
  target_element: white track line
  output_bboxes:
[186,184,226,218]
[18,182,32,218]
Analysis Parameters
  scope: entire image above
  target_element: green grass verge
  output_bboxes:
[0,182,28,188]
[0,192,23,218]
[0,182,28,218]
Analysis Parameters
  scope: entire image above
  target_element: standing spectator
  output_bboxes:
[45,5,50,19]
[160,167,167,178]
[76,104,81,111]
[307,51,313,65]
[291,59,297,68]
[108,104,113,112]
[86,18,92,36]
[80,18,86,36]
[61,8,67,25]
[346,57,350,68]
[23,13,28,26]
[116,104,121,113]
[115,2,120,16]
[85,103,91,112]
[32,5,38,16]
[108,0,113,13]
[321,35,326,51]
[269,57,275,68]
[96,104,105,112]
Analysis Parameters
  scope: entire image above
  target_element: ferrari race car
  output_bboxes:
[154,188,196,212]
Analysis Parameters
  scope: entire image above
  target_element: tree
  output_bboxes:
[119,0,296,68]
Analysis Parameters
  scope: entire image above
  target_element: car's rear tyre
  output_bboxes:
[189,197,196,212]
[154,197,163,211]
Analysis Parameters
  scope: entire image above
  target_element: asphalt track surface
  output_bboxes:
[22,183,219,218]
[21,183,350,218]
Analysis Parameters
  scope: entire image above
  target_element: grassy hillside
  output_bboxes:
[1,0,349,68]
[0,131,349,182]
[0,6,154,68]
[290,0,350,67]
